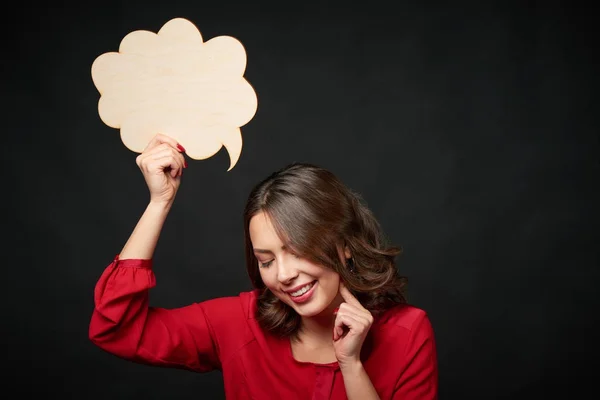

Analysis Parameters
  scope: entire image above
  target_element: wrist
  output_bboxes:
[148,200,173,213]
[339,360,363,375]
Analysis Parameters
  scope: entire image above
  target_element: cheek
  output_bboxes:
[259,268,277,290]
[317,270,340,293]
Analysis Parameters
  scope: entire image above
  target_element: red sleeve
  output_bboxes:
[393,312,439,399]
[88,255,240,373]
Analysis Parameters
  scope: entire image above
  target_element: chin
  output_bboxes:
[293,304,326,317]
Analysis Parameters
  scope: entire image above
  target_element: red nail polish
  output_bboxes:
[177,144,186,152]
[184,160,188,168]
[333,307,339,314]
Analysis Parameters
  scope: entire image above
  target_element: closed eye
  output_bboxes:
[259,260,274,268]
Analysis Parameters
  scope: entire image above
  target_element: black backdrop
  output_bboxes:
[4,1,598,398]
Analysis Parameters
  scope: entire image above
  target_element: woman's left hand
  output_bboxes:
[333,282,374,367]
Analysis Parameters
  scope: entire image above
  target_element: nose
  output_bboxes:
[276,258,299,284]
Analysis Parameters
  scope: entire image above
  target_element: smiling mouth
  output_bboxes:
[288,281,316,297]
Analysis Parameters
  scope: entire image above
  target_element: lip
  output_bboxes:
[286,281,317,304]
[284,282,316,294]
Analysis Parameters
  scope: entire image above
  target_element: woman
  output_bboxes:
[89,134,438,399]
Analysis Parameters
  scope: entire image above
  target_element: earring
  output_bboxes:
[347,258,356,273]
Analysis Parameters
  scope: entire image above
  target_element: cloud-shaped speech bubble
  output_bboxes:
[91,17,258,170]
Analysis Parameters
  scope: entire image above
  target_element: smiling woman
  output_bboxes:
[89,134,438,400]
[244,164,408,338]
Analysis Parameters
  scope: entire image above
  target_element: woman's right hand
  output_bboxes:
[135,133,187,205]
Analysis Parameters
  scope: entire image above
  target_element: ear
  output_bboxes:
[344,245,351,260]
[337,242,352,263]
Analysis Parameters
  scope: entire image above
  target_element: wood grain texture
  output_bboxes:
[91,17,258,170]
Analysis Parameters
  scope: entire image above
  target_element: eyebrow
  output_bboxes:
[253,245,289,254]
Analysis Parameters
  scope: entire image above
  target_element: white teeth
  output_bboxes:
[290,282,314,297]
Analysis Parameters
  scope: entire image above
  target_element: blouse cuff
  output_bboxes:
[113,254,153,269]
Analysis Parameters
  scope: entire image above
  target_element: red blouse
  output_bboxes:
[89,256,438,399]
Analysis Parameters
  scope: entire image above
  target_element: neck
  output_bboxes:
[294,293,344,347]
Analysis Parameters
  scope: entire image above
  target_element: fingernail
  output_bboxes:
[333,307,339,314]
[184,160,188,168]
[177,144,186,152]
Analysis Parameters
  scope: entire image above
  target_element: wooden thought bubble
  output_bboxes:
[91,17,258,171]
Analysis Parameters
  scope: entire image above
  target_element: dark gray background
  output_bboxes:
[4,0,598,398]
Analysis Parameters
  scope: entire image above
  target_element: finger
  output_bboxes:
[141,144,185,170]
[143,149,184,178]
[144,133,181,152]
[338,282,364,309]
[150,146,185,169]
[137,144,172,168]
[338,301,372,321]
[336,306,372,329]
[142,133,184,153]
[152,154,182,179]
[333,313,364,341]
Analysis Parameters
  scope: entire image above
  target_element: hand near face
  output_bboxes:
[332,282,374,367]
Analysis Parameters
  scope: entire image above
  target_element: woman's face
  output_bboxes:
[249,211,343,317]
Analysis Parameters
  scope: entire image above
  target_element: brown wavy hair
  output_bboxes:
[243,162,408,338]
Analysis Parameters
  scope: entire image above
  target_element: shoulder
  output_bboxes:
[198,288,260,321]
[372,303,435,344]
[239,288,261,319]
[369,304,438,390]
